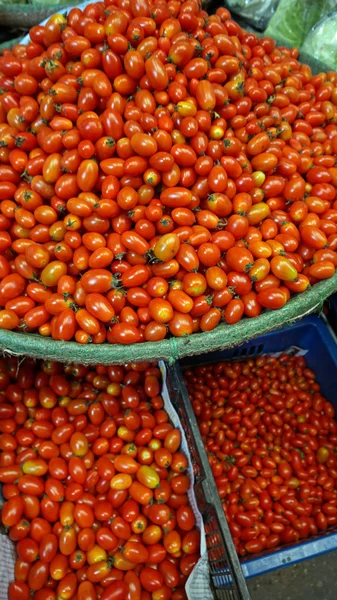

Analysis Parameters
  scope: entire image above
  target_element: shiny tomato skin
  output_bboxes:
[8,582,30,600]
[140,567,164,592]
[1,496,24,527]
[28,560,49,591]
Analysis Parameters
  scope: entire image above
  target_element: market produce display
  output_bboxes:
[0,0,337,347]
[0,357,200,599]
[184,354,337,557]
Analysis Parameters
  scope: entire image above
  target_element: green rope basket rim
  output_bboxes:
[0,273,336,365]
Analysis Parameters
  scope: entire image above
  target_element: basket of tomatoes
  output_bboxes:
[174,315,337,582]
[0,357,233,600]
[0,0,336,364]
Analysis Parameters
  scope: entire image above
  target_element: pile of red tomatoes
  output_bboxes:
[184,354,337,556]
[0,0,337,344]
[0,358,200,600]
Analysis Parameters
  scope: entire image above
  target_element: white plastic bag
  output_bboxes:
[159,362,213,600]
[0,533,15,600]
[301,10,337,70]
[225,0,280,30]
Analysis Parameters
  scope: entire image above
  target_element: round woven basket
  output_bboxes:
[0,274,335,365]
[0,3,336,365]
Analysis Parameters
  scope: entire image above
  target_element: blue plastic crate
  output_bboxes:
[327,294,337,335]
[180,315,337,578]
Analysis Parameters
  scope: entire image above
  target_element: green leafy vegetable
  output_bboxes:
[265,0,325,48]
[302,11,337,70]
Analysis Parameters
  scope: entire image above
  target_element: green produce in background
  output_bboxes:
[29,0,78,5]
[225,0,279,30]
[302,10,337,70]
[265,0,337,48]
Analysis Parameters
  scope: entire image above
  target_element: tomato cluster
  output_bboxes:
[0,358,200,600]
[184,354,337,557]
[0,1,337,343]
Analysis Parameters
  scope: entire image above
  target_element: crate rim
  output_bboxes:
[179,314,337,368]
